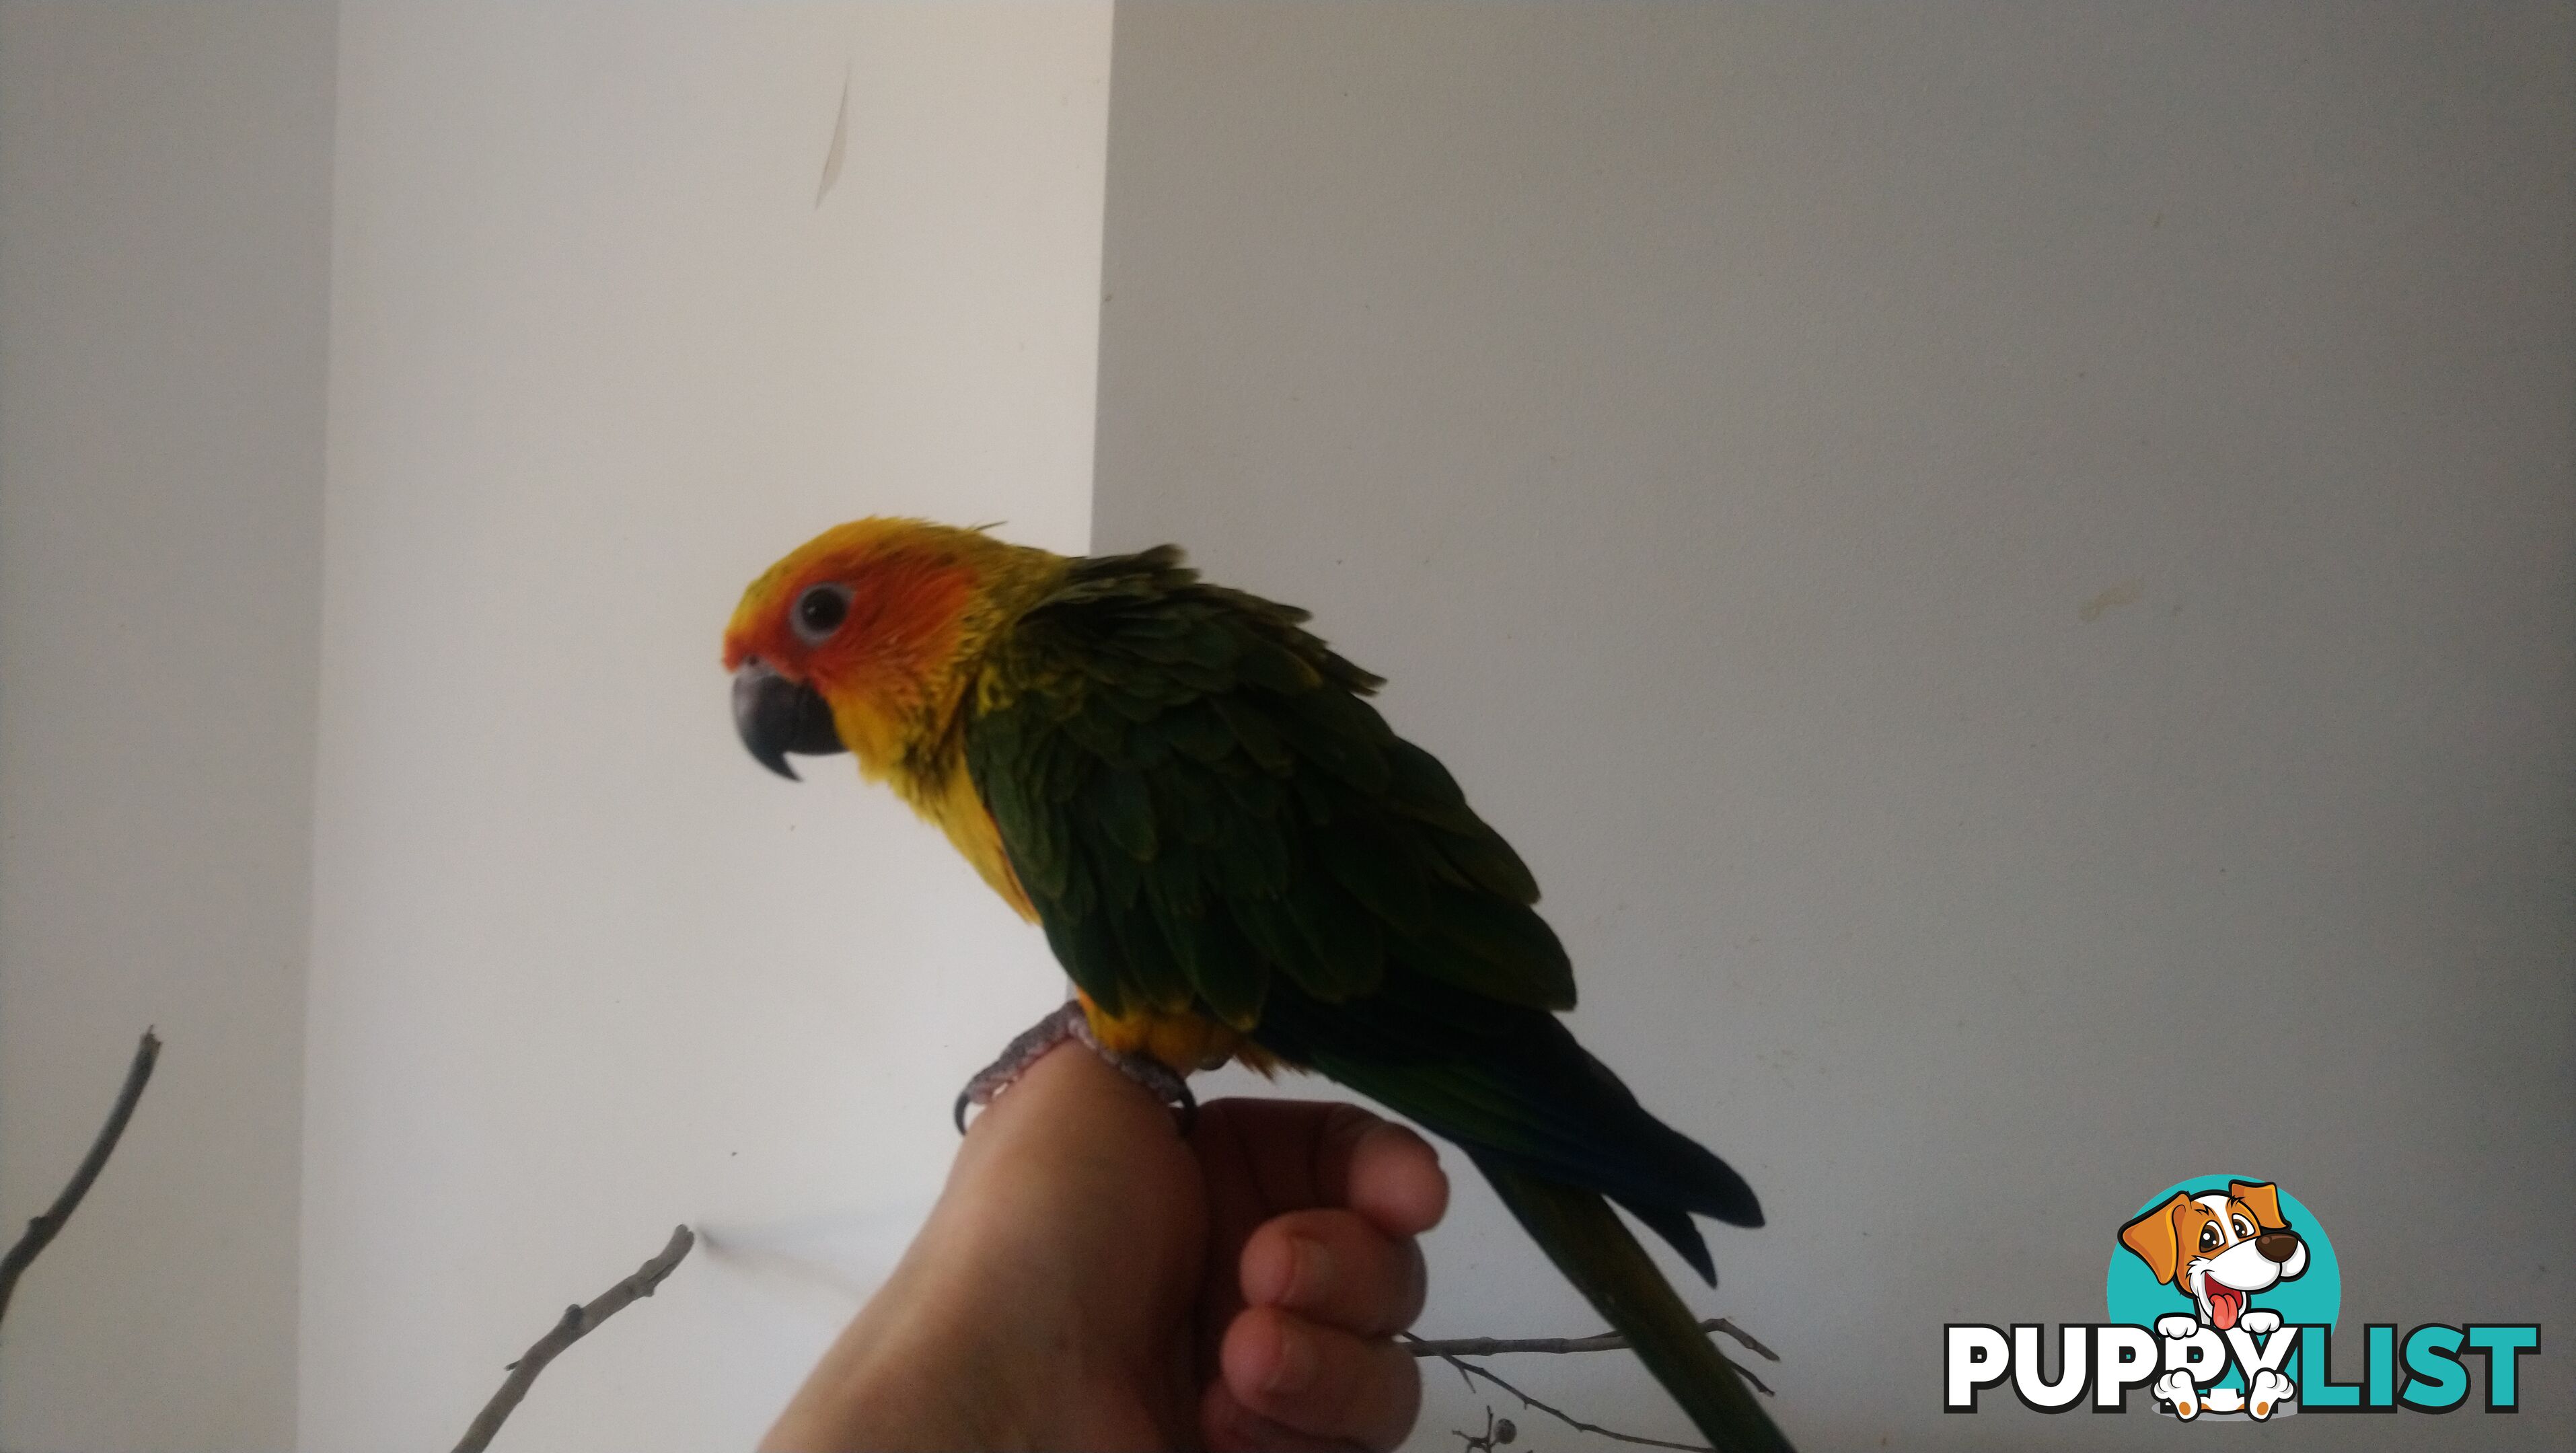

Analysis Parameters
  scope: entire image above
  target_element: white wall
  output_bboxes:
[299,6,1109,1449]
[0,5,334,1449]
[1093,5,2575,1449]
[11,5,2567,1451]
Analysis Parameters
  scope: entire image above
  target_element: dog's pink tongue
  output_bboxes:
[2210,1287,2245,1331]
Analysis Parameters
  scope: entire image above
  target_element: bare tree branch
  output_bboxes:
[1703,1318,1779,1368]
[0,1029,161,1333]
[1413,1346,1711,1452]
[1409,1316,1779,1368]
[1405,1318,1781,1452]
[452,1224,695,1453]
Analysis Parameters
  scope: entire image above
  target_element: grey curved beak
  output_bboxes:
[731,659,846,780]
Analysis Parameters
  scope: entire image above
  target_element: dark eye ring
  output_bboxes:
[793,584,853,644]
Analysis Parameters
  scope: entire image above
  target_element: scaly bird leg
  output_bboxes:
[953,1000,1197,1134]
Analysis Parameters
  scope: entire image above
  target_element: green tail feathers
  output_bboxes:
[1473,1154,1795,1453]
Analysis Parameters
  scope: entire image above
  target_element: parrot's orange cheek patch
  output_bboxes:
[834,556,974,672]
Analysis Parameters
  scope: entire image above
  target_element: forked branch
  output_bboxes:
[1409,1317,1781,1452]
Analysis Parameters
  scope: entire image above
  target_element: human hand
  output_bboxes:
[760,1041,1449,1451]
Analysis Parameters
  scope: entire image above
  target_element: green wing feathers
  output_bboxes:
[965,546,1574,1022]
[963,546,1783,1451]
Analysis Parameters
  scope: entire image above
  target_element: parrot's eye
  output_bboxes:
[792,584,853,644]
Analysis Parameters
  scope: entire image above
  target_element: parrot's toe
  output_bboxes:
[955,1000,1195,1134]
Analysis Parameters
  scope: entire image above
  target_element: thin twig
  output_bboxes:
[451,1224,695,1453]
[0,1029,161,1332]
[1410,1316,1780,1367]
[1705,1318,1779,1366]
[1452,1405,1517,1450]
[1416,1347,1712,1452]
[1404,1318,1779,1452]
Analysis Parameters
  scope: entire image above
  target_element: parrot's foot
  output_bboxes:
[953,1000,1197,1135]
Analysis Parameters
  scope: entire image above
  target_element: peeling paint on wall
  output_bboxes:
[2078,577,2145,622]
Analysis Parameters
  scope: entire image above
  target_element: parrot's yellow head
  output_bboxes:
[723,517,1062,784]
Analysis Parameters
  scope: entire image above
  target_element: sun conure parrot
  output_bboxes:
[724,517,1790,1453]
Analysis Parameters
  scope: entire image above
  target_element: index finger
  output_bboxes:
[1196,1099,1449,1238]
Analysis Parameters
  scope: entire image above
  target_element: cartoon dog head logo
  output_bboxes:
[2119,1180,2310,1331]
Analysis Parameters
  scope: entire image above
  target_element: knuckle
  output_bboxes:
[1272,1210,1415,1333]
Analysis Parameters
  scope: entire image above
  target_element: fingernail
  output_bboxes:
[1265,1322,1317,1396]
[1287,1236,1334,1305]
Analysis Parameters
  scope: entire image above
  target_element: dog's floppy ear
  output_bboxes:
[2120,1193,2193,1283]
[2230,1181,2289,1231]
